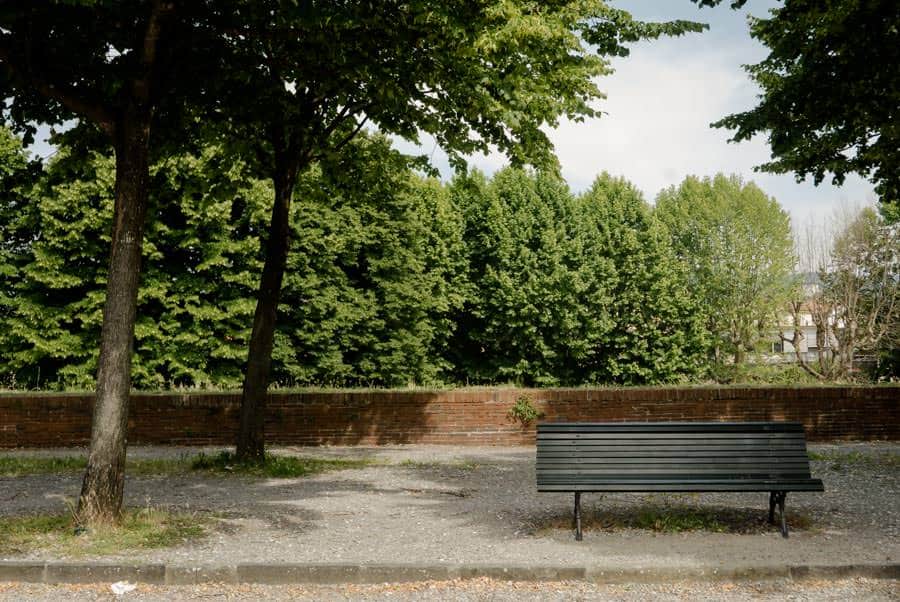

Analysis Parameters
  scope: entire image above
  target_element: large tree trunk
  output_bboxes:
[77,115,151,524]
[236,155,302,463]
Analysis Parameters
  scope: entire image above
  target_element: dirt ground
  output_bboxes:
[1,443,898,571]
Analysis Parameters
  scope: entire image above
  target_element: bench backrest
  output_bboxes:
[536,422,821,491]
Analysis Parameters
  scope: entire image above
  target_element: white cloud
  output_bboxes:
[553,41,750,194]
[396,33,876,229]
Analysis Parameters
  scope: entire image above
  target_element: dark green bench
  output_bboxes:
[536,422,824,540]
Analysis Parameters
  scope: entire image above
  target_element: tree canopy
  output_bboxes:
[579,174,707,383]
[820,208,899,378]
[693,0,899,211]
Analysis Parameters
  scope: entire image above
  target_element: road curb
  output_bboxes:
[0,561,896,585]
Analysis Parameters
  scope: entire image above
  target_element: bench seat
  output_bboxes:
[536,421,824,539]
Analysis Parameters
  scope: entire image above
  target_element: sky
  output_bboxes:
[392,0,877,229]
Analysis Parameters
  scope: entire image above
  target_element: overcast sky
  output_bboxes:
[394,0,877,228]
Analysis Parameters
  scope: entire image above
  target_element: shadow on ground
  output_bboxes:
[0,443,897,567]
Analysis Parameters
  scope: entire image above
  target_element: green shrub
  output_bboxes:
[507,395,544,425]
[711,363,825,385]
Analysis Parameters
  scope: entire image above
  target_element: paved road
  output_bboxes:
[1,577,899,601]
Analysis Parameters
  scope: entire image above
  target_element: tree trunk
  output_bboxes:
[787,301,825,380]
[236,156,302,463]
[842,321,858,379]
[77,115,151,524]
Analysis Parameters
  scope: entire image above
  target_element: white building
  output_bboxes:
[768,273,839,364]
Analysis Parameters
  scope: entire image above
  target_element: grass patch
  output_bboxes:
[0,452,374,478]
[0,508,208,557]
[126,458,195,475]
[398,458,480,471]
[632,506,731,533]
[0,456,87,477]
[808,449,900,471]
[190,451,374,478]
[0,456,196,477]
[536,499,814,536]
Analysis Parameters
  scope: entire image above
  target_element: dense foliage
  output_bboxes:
[0,129,726,388]
[578,175,708,383]
[0,132,471,389]
[655,174,796,366]
[448,169,707,385]
[0,132,264,389]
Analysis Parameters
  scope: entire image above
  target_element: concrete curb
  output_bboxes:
[0,562,897,585]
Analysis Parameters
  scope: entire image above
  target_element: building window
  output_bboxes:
[773,341,784,353]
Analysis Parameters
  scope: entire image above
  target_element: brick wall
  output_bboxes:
[1,387,897,448]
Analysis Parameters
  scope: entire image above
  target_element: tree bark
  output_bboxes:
[785,300,826,380]
[77,114,151,524]
[236,153,302,463]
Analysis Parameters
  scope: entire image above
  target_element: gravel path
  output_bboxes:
[1,443,897,570]
[1,577,898,601]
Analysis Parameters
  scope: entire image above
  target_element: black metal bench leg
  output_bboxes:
[778,491,788,538]
[574,492,582,541]
[768,491,777,524]
[768,491,789,537]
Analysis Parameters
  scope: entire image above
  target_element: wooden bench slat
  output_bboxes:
[536,476,823,484]
[538,432,806,440]
[538,472,814,477]
[537,455,809,468]
[539,435,804,447]
[536,454,812,460]
[537,454,811,462]
[537,441,809,447]
[537,482,824,492]
[537,475,822,480]
[538,422,805,433]
[537,466,813,473]
[538,443,806,454]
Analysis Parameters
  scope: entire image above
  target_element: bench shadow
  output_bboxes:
[524,498,816,537]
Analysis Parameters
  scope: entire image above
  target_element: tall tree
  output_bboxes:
[274,134,468,387]
[578,174,707,383]
[656,174,795,368]
[0,1,221,522]
[0,128,42,387]
[217,1,707,461]
[694,0,900,213]
[450,168,604,385]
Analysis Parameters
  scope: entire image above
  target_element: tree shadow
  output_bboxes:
[2,446,891,565]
